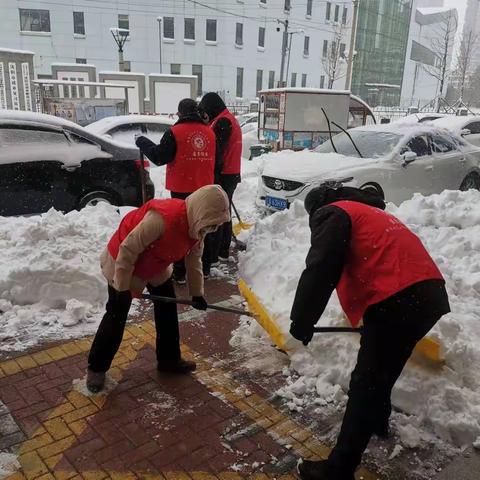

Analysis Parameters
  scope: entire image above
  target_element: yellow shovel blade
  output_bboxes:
[233,221,254,237]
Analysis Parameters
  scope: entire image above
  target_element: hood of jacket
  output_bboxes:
[304,186,386,216]
[198,93,227,121]
[175,112,205,125]
[185,185,231,239]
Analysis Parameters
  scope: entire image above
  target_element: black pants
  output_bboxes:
[327,306,441,476]
[88,280,181,373]
[170,191,214,275]
[212,175,239,261]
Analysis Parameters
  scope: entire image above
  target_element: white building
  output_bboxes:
[401,3,458,107]
[0,0,354,104]
[461,0,480,72]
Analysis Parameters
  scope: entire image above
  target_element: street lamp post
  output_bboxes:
[110,27,130,72]
[156,17,163,73]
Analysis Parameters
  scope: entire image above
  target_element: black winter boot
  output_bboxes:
[298,459,355,480]
[86,369,106,393]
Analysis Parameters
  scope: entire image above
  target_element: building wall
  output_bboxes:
[462,0,480,72]
[0,0,354,103]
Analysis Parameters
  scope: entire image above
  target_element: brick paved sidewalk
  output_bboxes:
[0,276,381,480]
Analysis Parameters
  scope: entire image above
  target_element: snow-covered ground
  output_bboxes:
[237,189,480,450]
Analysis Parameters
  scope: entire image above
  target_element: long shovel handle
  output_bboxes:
[141,294,253,317]
[139,151,148,205]
[313,326,363,334]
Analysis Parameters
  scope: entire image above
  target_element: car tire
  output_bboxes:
[360,182,385,199]
[460,173,480,191]
[78,191,118,209]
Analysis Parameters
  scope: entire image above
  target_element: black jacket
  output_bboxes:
[290,187,450,344]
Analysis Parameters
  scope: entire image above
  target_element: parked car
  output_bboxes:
[392,113,449,125]
[257,123,480,210]
[0,110,154,216]
[431,115,480,148]
[236,112,258,134]
[85,114,175,145]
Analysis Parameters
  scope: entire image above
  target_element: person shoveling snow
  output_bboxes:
[290,186,450,480]
[86,185,230,393]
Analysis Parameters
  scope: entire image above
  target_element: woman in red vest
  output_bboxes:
[86,185,230,393]
[198,93,242,261]
[290,186,450,480]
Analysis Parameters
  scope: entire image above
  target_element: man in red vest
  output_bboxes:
[86,185,230,393]
[290,186,450,480]
[198,93,242,261]
[136,98,217,282]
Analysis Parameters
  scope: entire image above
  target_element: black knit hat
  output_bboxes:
[178,98,198,116]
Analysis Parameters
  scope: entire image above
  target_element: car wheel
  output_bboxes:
[460,173,480,191]
[78,191,118,209]
[360,182,385,199]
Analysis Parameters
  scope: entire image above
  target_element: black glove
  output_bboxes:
[290,322,314,346]
[192,296,208,311]
[135,135,148,148]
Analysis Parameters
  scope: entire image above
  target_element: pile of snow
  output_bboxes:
[238,189,480,449]
[0,204,123,351]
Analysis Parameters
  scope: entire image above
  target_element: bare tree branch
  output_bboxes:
[321,23,348,89]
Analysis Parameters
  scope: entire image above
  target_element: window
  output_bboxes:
[284,0,291,12]
[76,58,87,64]
[260,0,267,4]
[342,7,348,25]
[323,40,328,57]
[0,128,68,147]
[192,65,203,95]
[291,72,297,87]
[340,43,346,58]
[206,19,217,41]
[431,135,456,154]
[304,36,310,56]
[320,75,325,88]
[185,18,195,40]
[19,9,51,32]
[268,70,275,88]
[302,74,307,87]
[171,63,181,74]
[256,70,263,95]
[326,2,331,21]
[258,26,265,48]
[236,23,243,45]
[465,122,480,134]
[334,5,340,22]
[164,17,174,39]
[236,67,244,97]
[118,14,129,31]
[405,136,430,157]
[306,0,313,16]
[123,60,131,72]
[73,12,85,35]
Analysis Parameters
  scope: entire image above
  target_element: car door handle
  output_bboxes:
[61,165,79,172]
[425,165,434,171]
[460,157,467,163]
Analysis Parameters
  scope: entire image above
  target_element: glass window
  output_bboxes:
[334,5,340,22]
[0,128,68,147]
[304,36,310,56]
[307,0,313,16]
[76,58,87,64]
[256,70,263,95]
[206,19,216,41]
[192,65,203,96]
[258,26,265,47]
[73,12,85,35]
[301,74,307,87]
[326,2,331,21]
[322,40,328,57]
[109,123,144,143]
[465,122,480,134]
[284,0,291,12]
[268,70,275,88]
[163,17,174,39]
[236,67,244,97]
[260,0,266,3]
[118,14,129,31]
[405,135,430,157]
[236,23,243,45]
[19,9,51,32]
[184,18,195,40]
[291,72,297,87]
[171,63,181,74]
[431,134,457,153]
[340,43,346,58]
[320,75,325,88]
[342,7,348,24]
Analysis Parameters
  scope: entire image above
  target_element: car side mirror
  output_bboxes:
[461,128,471,136]
[402,151,417,166]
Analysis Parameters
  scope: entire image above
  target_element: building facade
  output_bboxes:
[461,0,480,72]
[0,0,354,103]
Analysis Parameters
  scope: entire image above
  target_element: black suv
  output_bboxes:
[0,111,155,216]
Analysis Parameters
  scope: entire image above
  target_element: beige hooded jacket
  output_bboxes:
[100,185,230,296]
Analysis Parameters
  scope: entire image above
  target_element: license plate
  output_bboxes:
[266,196,289,210]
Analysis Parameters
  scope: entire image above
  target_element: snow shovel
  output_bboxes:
[231,201,254,237]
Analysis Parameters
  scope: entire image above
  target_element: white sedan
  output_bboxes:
[257,124,480,210]
[85,114,175,146]
[431,115,480,148]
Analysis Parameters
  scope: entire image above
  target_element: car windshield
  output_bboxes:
[314,130,403,158]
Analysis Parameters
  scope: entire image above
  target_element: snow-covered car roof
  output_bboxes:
[85,114,175,135]
[392,113,449,125]
[431,115,480,133]
[351,122,453,138]
[0,109,83,130]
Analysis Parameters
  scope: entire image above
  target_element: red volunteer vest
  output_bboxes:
[332,201,443,327]
[107,199,197,281]
[167,123,215,193]
[211,109,242,174]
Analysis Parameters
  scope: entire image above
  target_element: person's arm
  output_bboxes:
[184,242,205,297]
[135,130,177,166]
[113,210,165,291]
[290,206,351,345]
[213,117,232,153]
